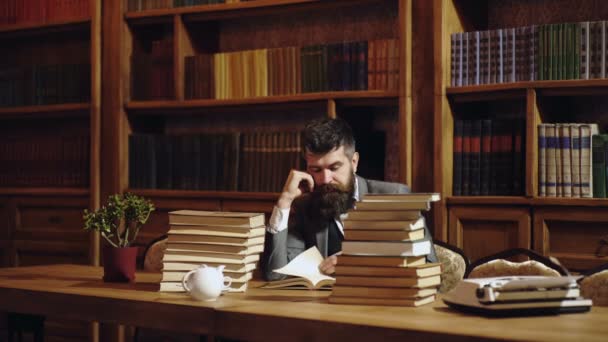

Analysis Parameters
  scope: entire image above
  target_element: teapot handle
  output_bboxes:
[182,269,197,293]
[223,276,233,291]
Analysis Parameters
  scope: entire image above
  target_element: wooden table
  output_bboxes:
[1,265,607,341]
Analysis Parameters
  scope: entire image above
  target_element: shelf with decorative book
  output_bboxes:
[126,90,399,112]
[102,0,415,277]
[108,0,411,209]
[0,0,100,339]
[434,0,608,271]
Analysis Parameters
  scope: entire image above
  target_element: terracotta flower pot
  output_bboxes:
[103,246,138,283]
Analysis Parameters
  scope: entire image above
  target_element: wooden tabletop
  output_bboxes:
[0,264,607,341]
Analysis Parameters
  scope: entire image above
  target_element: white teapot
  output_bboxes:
[182,264,232,301]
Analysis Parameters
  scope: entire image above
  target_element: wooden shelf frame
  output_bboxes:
[433,0,608,265]
[109,0,414,197]
[125,0,389,24]
[0,1,102,269]
[0,103,91,118]
[0,188,90,196]
[0,18,90,36]
[126,91,399,113]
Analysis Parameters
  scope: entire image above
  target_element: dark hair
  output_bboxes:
[303,118,356,157]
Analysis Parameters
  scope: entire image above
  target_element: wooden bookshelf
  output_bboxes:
[0,0,101,338]
[104,0,415,243]
[433,0,608,271]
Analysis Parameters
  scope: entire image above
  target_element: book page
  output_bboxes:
[273,246,335,287]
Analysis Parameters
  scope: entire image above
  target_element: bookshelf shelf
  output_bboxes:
[446,196,530,206]
[0,18,90,37]
[0,188,89,196]
[126,91,399,114]
[0,103,91,118]
[447,79,608,96]
[125,0,383,24]
[130,189,279,200]
[447,196,608,207]
[531,198,608,207]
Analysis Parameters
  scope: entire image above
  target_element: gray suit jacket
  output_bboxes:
[262,175,438,281]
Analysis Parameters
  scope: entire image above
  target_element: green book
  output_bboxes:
[592,134,607,198]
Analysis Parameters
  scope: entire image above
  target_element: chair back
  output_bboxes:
[465,248,569,279]
[434,240,470,293]
[142,235,168,272]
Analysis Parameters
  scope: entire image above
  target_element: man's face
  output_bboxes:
[305,145,359,188]
[305,146,359,220]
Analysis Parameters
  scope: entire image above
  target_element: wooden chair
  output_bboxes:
[465,248,569,279]
[433,240,470,293]
[579,262,608,306]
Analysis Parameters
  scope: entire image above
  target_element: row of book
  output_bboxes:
[129,131,303,192]
[136,38,399,100]
[453,119,525,196]
[538,123,596,198]
[0,134,89,187]
[160,210,266,293]
[450,21,608,86]
[131,38,174,101]
[127,0,251,11]
[0,64,91,107]
[0,0,90,26]
[327,193,442,307]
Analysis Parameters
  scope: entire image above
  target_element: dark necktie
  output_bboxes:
[327,219,343,256]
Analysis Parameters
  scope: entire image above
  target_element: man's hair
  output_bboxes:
[303,118,356,157]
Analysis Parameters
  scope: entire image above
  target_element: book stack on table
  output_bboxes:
[328,193,441,306]
[159,210,266,293]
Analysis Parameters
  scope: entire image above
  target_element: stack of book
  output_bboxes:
[160,210,266,293]
[328,193,441,307]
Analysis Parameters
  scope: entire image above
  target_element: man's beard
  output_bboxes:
[309,173,355,221]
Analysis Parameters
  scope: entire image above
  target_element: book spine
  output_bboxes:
[581,22,589,80]
[530,25,538,81]
[470,120,482,196]
[570,124,581,198]
[538,124,546,197]
[480,119,492,196]
[462,120,471,196]
[512,119,524,195]
[451,33,457,86]
[546,124,557,197]
[560,124,572,197]
[555,123,563,197]
[453,119,463,196]
[580,124,597,198]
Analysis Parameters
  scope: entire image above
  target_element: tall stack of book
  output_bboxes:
[328,193,442,307]
[160,210,266,293]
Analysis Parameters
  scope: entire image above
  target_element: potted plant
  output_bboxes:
[83,193,155,282]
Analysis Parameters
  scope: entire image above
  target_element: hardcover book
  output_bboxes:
[261,247,335,290]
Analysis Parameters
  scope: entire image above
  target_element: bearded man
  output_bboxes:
[262,118,437,280]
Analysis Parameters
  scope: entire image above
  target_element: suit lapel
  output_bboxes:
[356,175,368,198]
[316,225,328,257]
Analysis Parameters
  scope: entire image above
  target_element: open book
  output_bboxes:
[262,247,335,290]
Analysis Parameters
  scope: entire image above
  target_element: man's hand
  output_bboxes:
[277,169,314,209]
[319,252,340,275]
